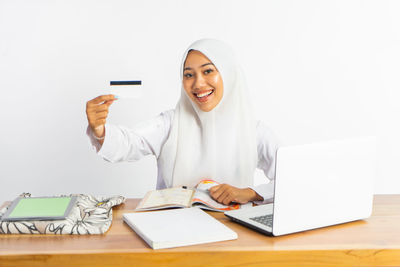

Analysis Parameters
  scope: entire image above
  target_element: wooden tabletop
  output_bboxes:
[1,195,400,267]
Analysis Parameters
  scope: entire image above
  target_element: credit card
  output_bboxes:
[109,80,142,98]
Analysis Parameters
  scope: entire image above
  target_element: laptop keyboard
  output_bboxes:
[250,214,273,227]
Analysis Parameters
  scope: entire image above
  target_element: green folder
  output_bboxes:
[1,196,77,221]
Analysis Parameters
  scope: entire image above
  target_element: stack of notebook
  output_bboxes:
[123,207,237,249]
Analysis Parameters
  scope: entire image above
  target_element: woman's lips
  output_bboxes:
[194,89,214,103]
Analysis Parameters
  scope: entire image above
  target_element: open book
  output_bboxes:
[135,179,249,212]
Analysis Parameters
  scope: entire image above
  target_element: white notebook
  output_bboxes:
[123,207,238,249]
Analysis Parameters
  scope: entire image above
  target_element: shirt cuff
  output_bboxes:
[86,124,115,159]
[86,125,102,153]
[97,124,119,160]
[249,181,275,205]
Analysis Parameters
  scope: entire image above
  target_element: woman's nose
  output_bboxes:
[194,74,207,89]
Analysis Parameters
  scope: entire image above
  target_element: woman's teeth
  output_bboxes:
[195,90,214,98]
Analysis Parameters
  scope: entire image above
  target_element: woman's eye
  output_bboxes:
[184,73,193,78]
[204,69,213,74]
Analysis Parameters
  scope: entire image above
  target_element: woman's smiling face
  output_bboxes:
[182,50,224,112]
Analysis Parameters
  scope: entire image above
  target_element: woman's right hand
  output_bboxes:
[86,94,118,141]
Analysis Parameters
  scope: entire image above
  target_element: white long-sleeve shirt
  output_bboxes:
[87,110,280,203]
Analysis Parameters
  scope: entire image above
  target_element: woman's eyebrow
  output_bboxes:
[184,63,214,71]
[201,63,214,67]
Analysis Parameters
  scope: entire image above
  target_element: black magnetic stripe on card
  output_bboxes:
[110,81,142,85]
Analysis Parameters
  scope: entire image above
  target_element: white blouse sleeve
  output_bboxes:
[86,110,173,163]
[249,121,281,204]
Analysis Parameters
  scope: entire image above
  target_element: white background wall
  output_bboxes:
[1,0,399,204]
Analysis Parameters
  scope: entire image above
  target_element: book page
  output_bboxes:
[136,188,194,211]
[191,180,241,212]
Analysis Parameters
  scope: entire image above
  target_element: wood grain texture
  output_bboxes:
[1,195,400,267]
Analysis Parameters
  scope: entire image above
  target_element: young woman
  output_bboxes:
[86,39,280,205]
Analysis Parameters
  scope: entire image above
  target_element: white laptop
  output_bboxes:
[225,136,377,236]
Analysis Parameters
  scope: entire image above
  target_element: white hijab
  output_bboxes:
[159,39,257,189]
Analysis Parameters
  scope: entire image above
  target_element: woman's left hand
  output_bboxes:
[209,184,263,205]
